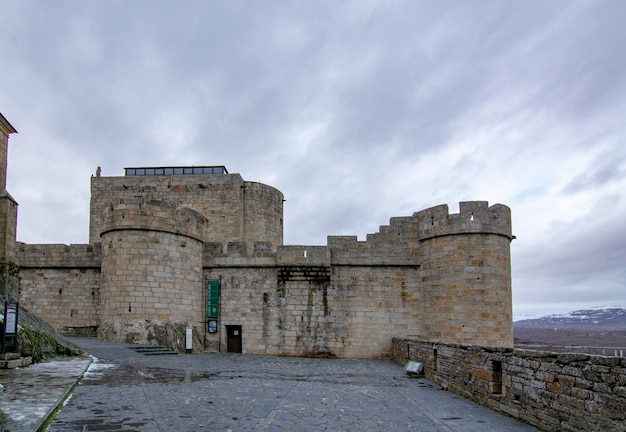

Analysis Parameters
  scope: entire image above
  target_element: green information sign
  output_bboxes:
[207,280,220,318]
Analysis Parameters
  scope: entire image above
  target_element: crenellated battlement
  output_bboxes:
[201,201,510,270]
[326,201,511,248]
[277,245,330,266]
[202,243,331,267]
[415,201,512,241]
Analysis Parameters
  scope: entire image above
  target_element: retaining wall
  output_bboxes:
[392,338,626,432]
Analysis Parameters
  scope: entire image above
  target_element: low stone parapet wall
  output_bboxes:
[16,243,102,268]
[392,338,625,432]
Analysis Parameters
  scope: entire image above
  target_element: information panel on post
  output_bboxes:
[2,300,19,354]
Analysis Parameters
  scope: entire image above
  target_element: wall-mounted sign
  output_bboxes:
[207,280,220,318]
[208,320,217,333]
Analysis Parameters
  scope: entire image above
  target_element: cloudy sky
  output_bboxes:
[1,1,625,317]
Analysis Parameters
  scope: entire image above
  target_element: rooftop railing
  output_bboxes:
[124,166,228,176]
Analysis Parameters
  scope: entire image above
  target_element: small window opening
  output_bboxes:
[433,348,438,371]
[491,360,503,394]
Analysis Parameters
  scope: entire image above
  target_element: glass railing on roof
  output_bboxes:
[124,166,229,176]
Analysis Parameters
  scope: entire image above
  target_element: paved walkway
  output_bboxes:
[4,337,539,431]
[0,355,92,432]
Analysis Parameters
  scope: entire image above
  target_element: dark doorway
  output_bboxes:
[226,325,242,353]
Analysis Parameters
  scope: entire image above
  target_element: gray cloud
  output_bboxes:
[562,155,626,194]
[512,194,626,315]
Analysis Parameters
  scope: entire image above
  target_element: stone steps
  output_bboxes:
[127,346,178,356]
[1,353,33,369]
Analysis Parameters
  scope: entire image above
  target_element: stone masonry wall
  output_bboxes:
[204,229,423,358]
[19,268,101,332]
[90,173,283,252]
[0,113,15,191]
[204,265,281,354]
[0,112,18,262]
[243,181,283,249]
[0,131,7,191]
[204,242,423,358]
[328,265,422,358]
[0,192,18,261]
[98,203,205,344]
[15,200,513,356]
[326,228,423,358]
[161,201,513,356]
[416,202,513,347]
[17,243,102,332]
[392,338,626,432]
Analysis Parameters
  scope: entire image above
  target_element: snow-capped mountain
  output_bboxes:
[514,307,626,330]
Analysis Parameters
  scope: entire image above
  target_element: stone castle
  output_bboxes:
[1,113,514,358]
[5,114,625,432]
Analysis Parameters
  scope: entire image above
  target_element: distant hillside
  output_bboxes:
[514,307,626,356]
[515,307,626,331]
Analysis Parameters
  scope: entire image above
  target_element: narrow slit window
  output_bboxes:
[491,360,503,394]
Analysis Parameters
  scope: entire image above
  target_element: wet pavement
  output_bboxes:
[2,337,538,431]
[0,355,92,432]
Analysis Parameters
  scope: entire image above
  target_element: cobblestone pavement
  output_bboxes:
[44,337,537,432]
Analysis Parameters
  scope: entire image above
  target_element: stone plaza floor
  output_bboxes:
[2,337,539,431]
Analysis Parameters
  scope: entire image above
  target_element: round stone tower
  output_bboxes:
[89,171,284,253]
[98,201,207,347]
[416,201,514,347]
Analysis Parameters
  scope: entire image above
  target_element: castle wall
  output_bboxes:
[0,192,18,261]
[201,247,422,359]
[243,181,283,249]
[201,201,514,358]
[0,124,8,190]
[0,113,17,192]
[324,228,423,358]
[204,265,282,354]
[0,113,18,261]
[17,243,101,332]
[89,173,283,252]
[15,195,513,355]
[392,338,626,432]
[327,265,422,358]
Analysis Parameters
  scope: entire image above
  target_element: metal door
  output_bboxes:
[226,325,242,353]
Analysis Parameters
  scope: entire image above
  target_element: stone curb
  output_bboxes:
[34,357,93,432]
